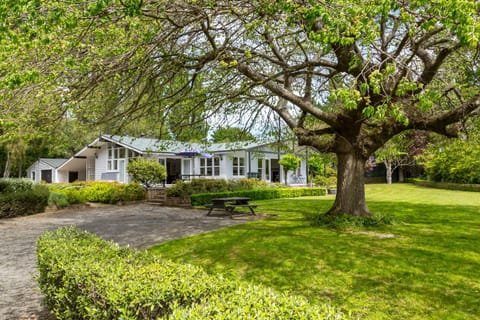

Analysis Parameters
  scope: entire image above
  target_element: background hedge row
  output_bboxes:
[409,179,480,192]
[37,227,343,320]
[190,187,326,206]
[166,178,270,198]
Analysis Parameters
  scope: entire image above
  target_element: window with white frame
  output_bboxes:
[200,157,220,176]
[107,145,127,171]
[233,157,245,176]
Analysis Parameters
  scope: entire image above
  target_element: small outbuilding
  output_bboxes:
[26,158,69,183]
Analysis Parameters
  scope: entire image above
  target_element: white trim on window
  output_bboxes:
[233,156,245,177]
[107,144,129,172]
[200,157,220,176]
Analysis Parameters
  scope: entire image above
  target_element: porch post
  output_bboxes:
[248,151,251,178]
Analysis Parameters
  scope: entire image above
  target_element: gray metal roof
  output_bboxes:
[101,135,271,154]
[40,158,68,168]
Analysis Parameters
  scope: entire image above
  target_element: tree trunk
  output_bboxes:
[3,151,11,178]
[327,151,371,216]
[384,160,393,184]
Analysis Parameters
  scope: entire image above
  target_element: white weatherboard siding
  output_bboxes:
[27,159,68,183]
[49,135,310,185]
[95,144,110,181]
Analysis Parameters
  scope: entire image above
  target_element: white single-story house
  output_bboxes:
[26,158,69,183]
[34,135,309,185]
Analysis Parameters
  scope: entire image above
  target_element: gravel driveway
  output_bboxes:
[0,203,253,320]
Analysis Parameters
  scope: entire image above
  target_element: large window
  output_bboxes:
[200,157,220,176]
[107,145,140,171]
[107,145,126,171]
[233,157,245,176]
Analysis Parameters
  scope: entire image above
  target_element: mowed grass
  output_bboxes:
[149,184,480,319]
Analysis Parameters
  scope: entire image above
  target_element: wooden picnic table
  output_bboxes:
[205,197,257,216]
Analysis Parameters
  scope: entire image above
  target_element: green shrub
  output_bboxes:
[191,187,326,206]
[190,178,230,193]
[37,227,341,320]
[229,178,269,190]
[0,185,50,218]
[127,158,166,188]
[120,182,147,201]
[49,182,146,205]
[166,180,194,198]
[0,178,34,193]
[167,178,276,198]
[419,140,480,184]
[313,175,337,188]
[48,192,70,208]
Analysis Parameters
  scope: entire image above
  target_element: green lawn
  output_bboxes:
[149,184,480,319]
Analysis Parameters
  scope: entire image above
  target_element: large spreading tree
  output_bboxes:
[2,0,479,216]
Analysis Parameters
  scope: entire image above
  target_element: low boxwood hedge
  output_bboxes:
[409,179,480,192]
[166,178,270,198]
[190,187,326,206]
[37,227,342,320]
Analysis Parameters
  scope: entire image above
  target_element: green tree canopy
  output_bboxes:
[1,0,479,215]
[211,127,256,143]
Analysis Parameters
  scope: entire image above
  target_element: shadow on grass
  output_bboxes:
[150,197,480,319]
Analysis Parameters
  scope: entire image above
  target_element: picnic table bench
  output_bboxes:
[205,197,257,217]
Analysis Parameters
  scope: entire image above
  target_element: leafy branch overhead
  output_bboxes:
[1,0,479,216]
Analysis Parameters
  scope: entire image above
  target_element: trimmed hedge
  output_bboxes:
[166,178,269,198]
[48,181,146,205]
[37,227,343,320]
[0,185,50,218]
[409,179,480,192]
[170,285,340,319]
[191,187,326,206]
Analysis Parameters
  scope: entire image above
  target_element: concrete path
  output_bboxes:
[0,203,254,320]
